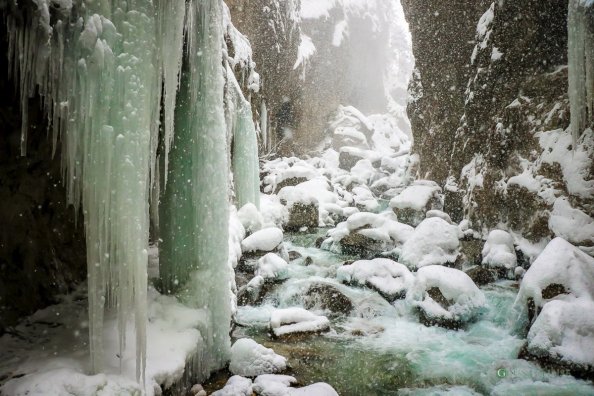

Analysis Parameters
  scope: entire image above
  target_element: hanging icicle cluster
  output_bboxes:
[568,0,594,144]
[3,0,245,383]
[226,65,261,210]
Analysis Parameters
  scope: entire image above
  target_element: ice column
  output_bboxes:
[159,0,232,378]
[568,0,594,144]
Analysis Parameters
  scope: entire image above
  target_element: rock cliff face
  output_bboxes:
[401,0,593,250]
[0,27,86,333]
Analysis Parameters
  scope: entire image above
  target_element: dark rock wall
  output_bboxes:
[226,0,303,154]
[0,21,86,333]
[401,0,590,240]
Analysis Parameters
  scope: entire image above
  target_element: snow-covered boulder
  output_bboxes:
[337,258,414,301]
[270,307,330,338]
[514,237,594,323]
[278,183,320,231]
[260,194,289,228]
[399,217,461,270]
[302,282,354,315]
[481,229,517,276]
[548,197,594,247]
[425,209,452,224]
[211,375,253,396]
[237,203,264,234]
[237,275,265,306]
[389,181,443,226]
[241,227,284,254]
[326,212,413,257]
[407,265,486,329]
[525,297,594,377]
[229,338,287,377]
[256,253,289,282]
[253,374,339,396]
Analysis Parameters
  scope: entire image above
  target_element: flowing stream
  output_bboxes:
[231,230,594,395]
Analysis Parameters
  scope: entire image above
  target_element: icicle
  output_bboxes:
[225,63,261,209]
[159,0,232,379]
[155,0,187,187]
[5,1,158,380]
[261,100,268,151]
[568,0,594,146]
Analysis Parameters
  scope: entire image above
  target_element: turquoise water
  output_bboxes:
[234,231,594,395]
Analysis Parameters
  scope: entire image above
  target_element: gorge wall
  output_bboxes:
[401,0,593,254]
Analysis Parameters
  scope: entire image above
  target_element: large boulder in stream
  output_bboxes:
[229,338,287,377]
[241,227,284,255]
[408,265,486,329]
[326,212,413,258]
[303,282,354,315]
[269,307,330,339]
[278,184,320,231]
[389,181,443,226]
[513,238,594,378]
[337,258,414,302]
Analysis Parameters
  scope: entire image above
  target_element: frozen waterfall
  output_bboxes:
[5,0,234,384]
[568,0,594,144]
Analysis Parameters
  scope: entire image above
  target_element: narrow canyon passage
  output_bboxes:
[0,0,593,395]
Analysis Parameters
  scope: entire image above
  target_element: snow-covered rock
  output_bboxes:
[408,265,486,328]
[390,181,443,226]
[399,217,461,269]
[256,253,289,281]
[526,298,594,374]
[516,237,594,308]
[425,209,452,224]
[238,203,264,234]
[270,308,330,337]
[242,227,284,253]
[253,374,297,396]
[337,258,414,301]
[253,374,339,396]
[481,229,517,274]
[326,212,413,257]
[229,338,287,377]
[290,383,339,396]
[514,237,594,318]
[211,375,253,396]
[548,197,594,247]
[237,275,265,306]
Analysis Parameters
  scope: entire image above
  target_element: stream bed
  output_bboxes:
[231,230,594,395]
